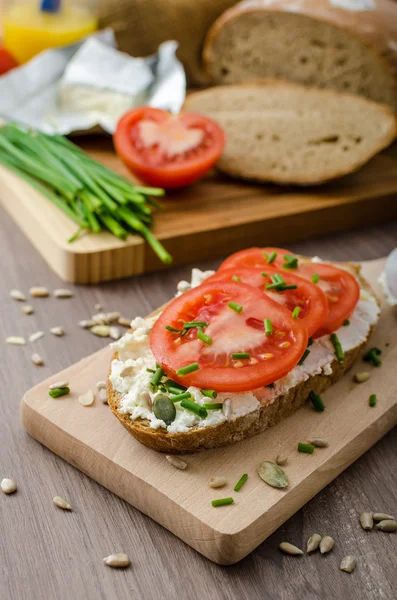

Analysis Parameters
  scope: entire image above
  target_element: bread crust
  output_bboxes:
[107,264,378,454]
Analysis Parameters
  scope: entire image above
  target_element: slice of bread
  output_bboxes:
[107,264,379,454]
[203,0,397,112]
[183,82,397,185]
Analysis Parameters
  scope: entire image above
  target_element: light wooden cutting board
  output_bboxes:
[2,137,397,283]
[21,258,397,564]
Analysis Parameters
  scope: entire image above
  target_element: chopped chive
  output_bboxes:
[177,362,199,377]
[330,333,344,363]
[200,389,218,399]
[197,328,213,345]
[168,386,186,395]
[158,385,167,393]
[180,399,207,419]
[211,497,234,507]
[292,307,301,319]
[283,254,298,269]
[165,325,182,333]
[311,273,319,284]
[363,347,382,367]
[146,368,156,374]
[170,391,192,403]
[232,275,241,282]
[308,338,313,347]
[261,272,268,278]
[228,301,243,313]
[234,473,248,492]
[165,379,186,392]
[298,349,310,366]
[343,319,350,326]
[49,387,70,398]
[272,273,285,284]
[278,284,298,291]
[264,318,273,335]
[183,321,208,329]
[232,352,250,360]
[310,390,325,412]
[203,403,223,410]
[267,251,277,264]
[369,393,377,407]
[150,366,165,388]
[298,442,315,454]
[181,329,188,336]
[265,383,275,389]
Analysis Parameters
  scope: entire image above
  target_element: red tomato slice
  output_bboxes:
[114,107,225,189]
[0,45,18,76]
[219,247,291,271]
[206,267,328,338]
[150,281,308,392]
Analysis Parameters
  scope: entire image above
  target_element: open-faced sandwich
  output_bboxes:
[107,247,380,453]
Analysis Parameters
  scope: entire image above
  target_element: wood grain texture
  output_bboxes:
[2,137,397,283]
[1,205,396,598]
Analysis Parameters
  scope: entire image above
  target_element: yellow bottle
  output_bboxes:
[3,1,98,64]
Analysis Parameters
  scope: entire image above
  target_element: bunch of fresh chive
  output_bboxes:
[0,124,172,264]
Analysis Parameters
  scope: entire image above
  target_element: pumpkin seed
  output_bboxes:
[53,289,73,298]
[109,326,121,340]
[50,326,65,336]
[10,289,26,301]
[49,381,69,390]
[275,454,288,466]
[103,553,130,568]
[6,336,26,345]
[90,325,110,337]
[1,478,17,494]
[29,286,49,297]
[79,390,95,406]
[373,513,395,521]
[98,388,108,404]
[360,512,373,530]
[307,437,329,448]
[306,533,322,553]
[258,461,288,489]
[166,455,187,470]
[320,535,334,554]
[354,371,370,383]
[376,520,397,532]
[279,542,304,556]
[340,555,357,573]
[31,353,44,366]
[96,381,107,390]
[153,395,176,425]
[21,305,34,315]
[53,496,72,510]
[222,398,232,419]
[79,319,95,329]
[209,476,227,488]
[118,317,131,328]
[29,331,44,343]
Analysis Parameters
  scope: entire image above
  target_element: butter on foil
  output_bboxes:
[0,30,186,135]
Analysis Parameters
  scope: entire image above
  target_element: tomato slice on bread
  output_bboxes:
[206,267,328,338]
[114,107,225,189]
[150,281,308,392]
[219,247,291,271]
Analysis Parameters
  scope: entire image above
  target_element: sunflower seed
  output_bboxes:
[120,366,134,378]
[177,280,191,293]
[1,478,17,494]
[53,496,72,510]
[98,388,108,404]
[320,536,334,554]
[118,317,131,328]
[222,398,232,419]
[279,542,304,556]
[29,331,45,343]
[53,289,73,298]
[21,305,34,315]
[139,391,152,410]
[307,437,329,448]
[29,286,49,297]
[109,326,121,340]
[92,313,107,324]
[90,325,110,337]
[340,555,357,573]
[105,312,121,323]
[373,513,395,521]
[6,336,26,345]
[96,380,107,390]
[49,381,69,390]
[50,326,65,336]
[165,455,187,470]
[103,553,130,568]
[10,289,26,301]
[209,476,227,488]
[360,512,373,531]
[376,520,397,532]
[31,353,44,366]
[79,390,95,406]
[258,461,288,489]
[276,454,288,466]
[354,371,370,383]
[94,303,103,311]
[306,533,322,553]
[79,319,95,329]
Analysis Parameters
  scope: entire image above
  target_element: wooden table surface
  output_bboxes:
[1,205,396,600]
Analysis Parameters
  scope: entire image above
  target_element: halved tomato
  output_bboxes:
[219,247,291,271]
[150,281,308,392]
[114,107,225,189]
[206,267,328,338]
[0,45,18,76]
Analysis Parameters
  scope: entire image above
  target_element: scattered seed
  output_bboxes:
[275,454,288,466]
[96,380,107,390]
[94,303,103,311]
[373,513,395,521]
[105,312,121,323]
[53,289,73,298]
[209,476,227,488]
[279,542,304,556]
[21,305,34,315]
[92,313,107,324]
[320,536,334,554]
[258,461,288,489]
[29,331,45,343]
[53,496,72,510]
[222,398,232,419]
[50,326,65,336]
[120,366,134,378]
[98,388,108,404]
[79,319,95,329]
[340,555,357,573]
[109,326,121,340]
[79,390,95,406]
[49,387,70,399]
[360,512,373,531]
[118,317,131,328]
[6,336,26,345]
[1,478,17,494]
[139,391,152,410]
[354,371,370,383]
[153,395,176,425]
[30,286,49,297]
[10,289,26,301]
[90,325,110,337]
[103,553,130,568]
[49,381,69,390]
[31,353,44,366]
[306,534,322,553]
[376,520,397,532]
[177,280,191,293]
[307,437,329,448]
[165,455,187,470]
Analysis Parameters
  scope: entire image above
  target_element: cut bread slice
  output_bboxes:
[183,82,397,185]
[203,0,397,112]
[107,263,380,454]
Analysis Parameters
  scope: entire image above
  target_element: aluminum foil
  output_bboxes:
[0,30,186,135]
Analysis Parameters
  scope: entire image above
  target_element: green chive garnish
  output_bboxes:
[369,394,377,407]
[234,473,248,492]
[308,338,313,347]
[200,389,218,399]
[183,321,208,329]
[363,347,382,367]
[228,301,243,313]
[170,391,192,403]
[177,362,199,377]
[146,368,156,373]
[203,403,223,410]
[298,443,315,454]
[167,386,186,395]
[264,318,273,335]
[232,275,241,282]
[298,349,310,366]
[165,379,186,392]
[165,325,182,333]
[197,328,213,345]
[310,390,325,412]
[311,274,319,284]
[292,307,301,319]
[232,352,250,360]
[180,399,207,419]
[283,254,298,269]
[343,319,350,326]
[330,333,344,363]
[211,497,234,507]
[267,251,277,264]
[278,284,298,291]
[262,272,268,278]
[49,387,70,398]
[150,366,165,388]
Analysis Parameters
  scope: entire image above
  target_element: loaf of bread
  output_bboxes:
[183,81,397,185]
[203,0,397,111]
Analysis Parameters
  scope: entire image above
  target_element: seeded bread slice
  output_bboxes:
[107,264,379,454]
[183,82,397,185]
